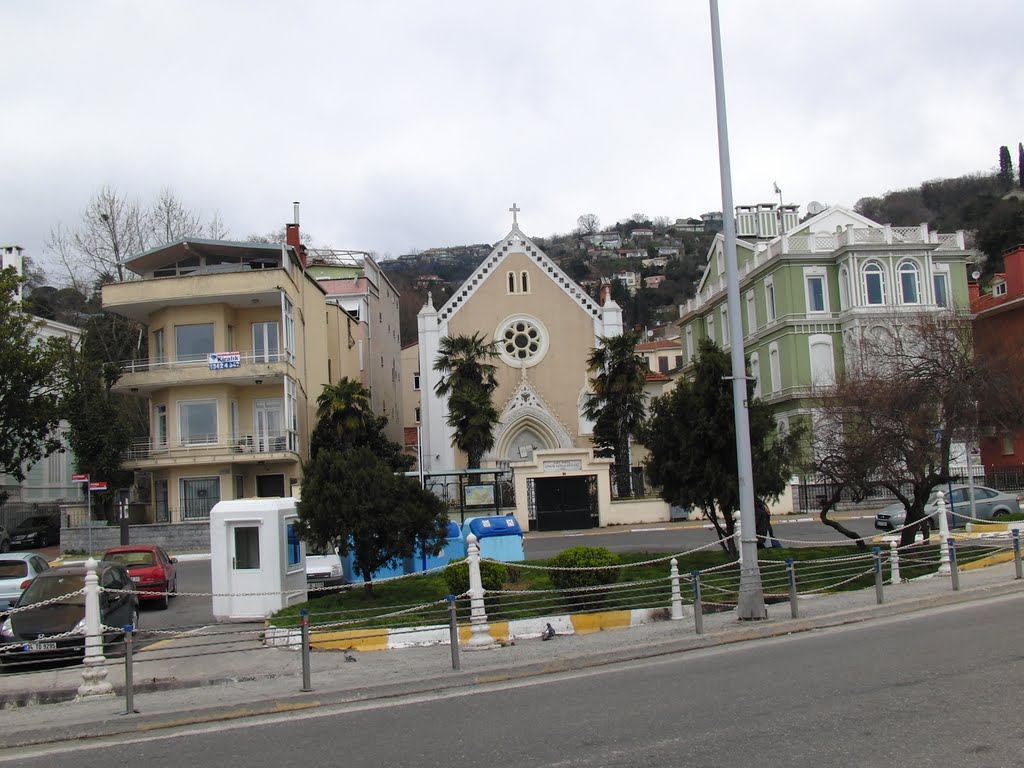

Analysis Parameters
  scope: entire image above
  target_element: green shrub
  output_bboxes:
[547,546,622,591]
[444,558,509,595]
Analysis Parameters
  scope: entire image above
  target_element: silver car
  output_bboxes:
[874,485,1022,531]
[0,552,51,610]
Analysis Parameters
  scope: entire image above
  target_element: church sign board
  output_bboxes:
[542,459,582,473]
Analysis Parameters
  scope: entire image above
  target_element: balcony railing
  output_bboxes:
[119,351,290,375]
[126,430,299,461]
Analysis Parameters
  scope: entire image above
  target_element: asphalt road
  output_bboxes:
[8,592,1024,766]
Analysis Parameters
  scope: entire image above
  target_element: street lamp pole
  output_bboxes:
[708,0,766,619]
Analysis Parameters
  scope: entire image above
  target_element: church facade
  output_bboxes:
[403,211,670,530]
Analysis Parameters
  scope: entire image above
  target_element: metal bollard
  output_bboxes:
[1014,530,1022,581]
[692,570,704,635]
[299,608,312,692]
[670,558,683,621]
[889,539,901,584]
[447,595,461,671]
[786,558,798,619]
[873,547,884,605]
[948,538,960,592]
[122,624,137,715]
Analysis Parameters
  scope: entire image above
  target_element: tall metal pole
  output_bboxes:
[708,0,765,619]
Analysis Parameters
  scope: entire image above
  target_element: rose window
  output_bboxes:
[502,320,541,360]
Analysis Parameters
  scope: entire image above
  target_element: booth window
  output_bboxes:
[286,523,301,567]
[234,527,260,569]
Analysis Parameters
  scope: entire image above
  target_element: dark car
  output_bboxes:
[10,516,61,550]
[102,545,178,609]
[0,562,138,666]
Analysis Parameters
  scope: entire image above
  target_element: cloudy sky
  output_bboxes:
[2,1,1021,280]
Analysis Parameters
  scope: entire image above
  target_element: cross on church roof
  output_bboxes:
[509,203,520,226]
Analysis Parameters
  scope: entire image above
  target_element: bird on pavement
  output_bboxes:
[343,647,358,662]
[540,623,556,641]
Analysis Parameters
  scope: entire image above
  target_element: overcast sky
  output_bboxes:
[2,1,1021,281]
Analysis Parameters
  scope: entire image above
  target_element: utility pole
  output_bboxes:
[708,0,766,619]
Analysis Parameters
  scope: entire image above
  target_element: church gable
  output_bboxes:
[437,225,601,326]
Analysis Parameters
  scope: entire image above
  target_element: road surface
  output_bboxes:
[6,592,1023,766]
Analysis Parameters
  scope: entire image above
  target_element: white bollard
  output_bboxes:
[464,534,497,651]
[670,558,683,620]
[889,539,901,584]
[77,558,113,699]
[936,491,951,575]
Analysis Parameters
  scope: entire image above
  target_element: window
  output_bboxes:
[721,306,730,346]
[809,334,835,386]
[995,282,1008,297]
[154,404,168,448]
[745,290,756,335]
[805,272,827,313]
[227,325,234,351]
[933,272,949,307]
[153,329,165,364]
[253,321,280,362]
[155,479,169,523]
[180,476,220,520]
[413,372,420,390]
[749,352,761,399]
[414,406,421,423]
[863,262,885,305]
[764,278,776,322]
[674,355,682,368]
[768,342,781,393]
[521,271,529,293]
[705,314,715,342]
[839,267,850,310]
[285,377,299,452]
[234,475,244,499]
[898,261,920,304]
[685,326,694,361]
[232,526,260,568]
[179,400,217,445]
[282,295,296,363]
[1003,434,1015,455]
[230,400,240,440]
[175,323,214,362]
[658,356,669,373]
[497,316,547,366]
[286,523,301,568]
[508,272,516,293]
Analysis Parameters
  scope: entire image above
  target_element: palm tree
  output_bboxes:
[583,331,649,497]
[311,377,374,454]
[433,332,500,468]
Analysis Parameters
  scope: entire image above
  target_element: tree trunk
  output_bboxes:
[817,488,868,550]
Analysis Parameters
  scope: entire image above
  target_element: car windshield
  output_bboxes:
[21,573,85,605]
[105,551,156,567]
[0,561,29,578]
[19,516,52,528]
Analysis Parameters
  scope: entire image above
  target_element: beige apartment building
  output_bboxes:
[103,236,359,523]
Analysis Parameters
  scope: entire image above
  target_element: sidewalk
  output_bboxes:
[1,559,1022,750]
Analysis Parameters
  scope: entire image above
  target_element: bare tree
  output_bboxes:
[576,213,600,236]
[206,210,230,240]
[149,186,205,244]
[806,311,1024,546]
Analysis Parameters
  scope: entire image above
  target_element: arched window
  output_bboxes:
[768,342,781,393]
[863,262,885,305]
[521,271,529,293]
[749,352,761,399]
[839,267,850,310]
[898,260,920,304]
[507,272,516,293]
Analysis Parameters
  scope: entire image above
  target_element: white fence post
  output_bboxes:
[670,558,683,620]
[936,491,951,575]
[77,557,113,699]
[464,534,497,651]
[889,539,901,584]
[733,510,742,564]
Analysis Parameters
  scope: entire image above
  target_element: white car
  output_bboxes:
[305,549,346,593]
[874,484,1022,531]
[0,552,51,611]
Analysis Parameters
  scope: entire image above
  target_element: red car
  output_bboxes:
[102,545,178,609]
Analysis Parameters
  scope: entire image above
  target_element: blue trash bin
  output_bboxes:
[462,515,524,562]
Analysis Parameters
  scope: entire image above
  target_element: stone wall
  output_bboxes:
[60,522,210,555]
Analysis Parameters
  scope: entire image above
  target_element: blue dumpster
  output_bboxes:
[462,515,524,562]
[343,520,467,582]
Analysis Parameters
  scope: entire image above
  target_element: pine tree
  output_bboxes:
[1018,143,1023,189]
[998,145,1013,189]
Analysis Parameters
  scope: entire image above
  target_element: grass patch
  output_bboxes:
[269,543,946,629]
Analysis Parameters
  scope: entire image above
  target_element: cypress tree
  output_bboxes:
[1018,143,1023,189]
[998,145,1013,189]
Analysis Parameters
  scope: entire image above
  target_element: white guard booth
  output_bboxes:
[210,497,307,621]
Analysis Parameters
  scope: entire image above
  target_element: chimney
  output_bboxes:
[1003,244,1024,298]
[968,281,981,305]
[285,201,306,268]
[600,282,612,305]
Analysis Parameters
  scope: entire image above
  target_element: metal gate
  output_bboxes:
[528,474,598,532]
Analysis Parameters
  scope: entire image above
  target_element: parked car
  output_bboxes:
[0,552,51,611]
[0,524,9,553]
[101,545,178,609]
[305,548,346,595]
[0,562,138,665]
[874,485,1022,531]
[9,515,60,550]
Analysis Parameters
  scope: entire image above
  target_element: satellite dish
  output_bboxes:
[972,270,981,280]
[806,201,825,216]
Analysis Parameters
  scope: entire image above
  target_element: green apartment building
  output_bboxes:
[677,204,973,434]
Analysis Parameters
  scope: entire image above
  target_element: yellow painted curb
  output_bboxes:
[458,621,509,644]
[961,551,1015,571]
[571,610,631,634]
[311,628,389,651]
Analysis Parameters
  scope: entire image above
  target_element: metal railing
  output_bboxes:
[126,431,298,461]
[118,351,290,375]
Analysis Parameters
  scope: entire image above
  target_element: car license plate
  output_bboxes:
[130,576,141,582]
[27,641,57,651]
[309,581,324,588]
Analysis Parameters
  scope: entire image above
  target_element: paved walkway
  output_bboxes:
[1,558,1022,750]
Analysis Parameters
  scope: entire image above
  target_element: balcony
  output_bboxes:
[114,352,292,393]
[124,430,300,469]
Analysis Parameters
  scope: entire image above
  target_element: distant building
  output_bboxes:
[644,275,666,290]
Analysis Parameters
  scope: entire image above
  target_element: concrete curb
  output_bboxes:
[2,577,1022,750]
